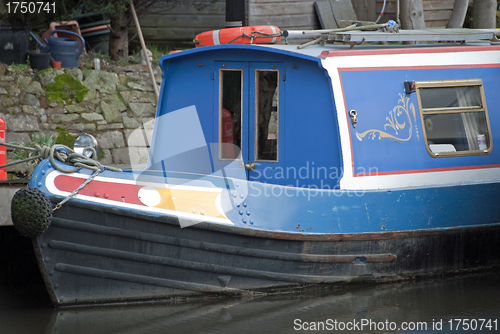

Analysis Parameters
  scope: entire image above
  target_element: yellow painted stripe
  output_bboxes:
[154,188,227,219]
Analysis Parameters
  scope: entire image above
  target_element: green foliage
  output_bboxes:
[54,0,81,21]
[8,63,30,72]
[117,58,129,66]
[148,45,171,59]
[142,44,172,66]
[11,132,57,162]
[55,127,77,147]
[44,74,89,103]
[76,0,131,20]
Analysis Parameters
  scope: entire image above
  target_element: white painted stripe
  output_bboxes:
[45,170,233,225]
[270,26,277,43]
[212,30,220,45]
[323,50,500,69]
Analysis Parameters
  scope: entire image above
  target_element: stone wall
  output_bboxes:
[0,63,161,176]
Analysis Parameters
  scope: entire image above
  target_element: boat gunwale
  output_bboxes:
[48,194,500,242]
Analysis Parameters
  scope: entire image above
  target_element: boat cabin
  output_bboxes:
[148,30,500,193]
[148,44,342,189]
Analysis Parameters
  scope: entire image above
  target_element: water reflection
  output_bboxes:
[1,271,498,334]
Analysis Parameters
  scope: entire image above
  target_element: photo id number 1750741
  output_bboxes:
[6,2,55,14]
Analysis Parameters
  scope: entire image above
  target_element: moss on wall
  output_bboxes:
[55,127,77,147]
[44,74,89,103]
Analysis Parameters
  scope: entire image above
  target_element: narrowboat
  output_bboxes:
[11,27,500,306]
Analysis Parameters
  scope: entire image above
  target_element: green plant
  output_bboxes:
[8,63,30,71]
[148,45,171,59]
[91,51,110,62]
[11,132,57,163]
[117,58,129,66]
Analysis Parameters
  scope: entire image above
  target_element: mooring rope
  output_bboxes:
[0,142,122,210]
[0,142,121,173]
[225,30,282,45]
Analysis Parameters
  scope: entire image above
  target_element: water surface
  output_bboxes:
[1,272,499,334]
[1,227,498,333]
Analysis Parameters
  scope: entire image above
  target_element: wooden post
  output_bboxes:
[130,1,159,102]
[472,0,497,29]
[447,0,469,28]
[400,0,426,30]
[226,0,246,27]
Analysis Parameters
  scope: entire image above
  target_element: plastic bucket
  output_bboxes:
[28,51,51,71]
[0,25,30,65]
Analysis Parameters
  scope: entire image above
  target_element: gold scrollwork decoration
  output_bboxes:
[356,93,416,143]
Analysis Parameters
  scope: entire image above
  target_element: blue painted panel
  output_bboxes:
[226,179,500,234]
[153,52,216,175]
[282,59,342,188]
[155,46,342,186]
[341,67,500,174]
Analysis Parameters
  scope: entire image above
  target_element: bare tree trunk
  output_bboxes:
[472,0,497,28]
[109,10,129,60]
[400,0,426,30]
[447,0,470,28]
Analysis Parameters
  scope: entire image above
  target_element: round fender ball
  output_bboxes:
[11,186,53,238]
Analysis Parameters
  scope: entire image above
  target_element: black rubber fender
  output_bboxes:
[11,186,53,238]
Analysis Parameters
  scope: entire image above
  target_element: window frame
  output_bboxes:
[415,79,493,158]
[218,68,243,161]
[254,68,280,163]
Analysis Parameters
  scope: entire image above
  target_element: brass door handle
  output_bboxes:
[244,162,256,170]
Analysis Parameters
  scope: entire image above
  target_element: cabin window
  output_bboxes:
[219,69,242,160]
[415,79,492,157]
[255,70,279,161]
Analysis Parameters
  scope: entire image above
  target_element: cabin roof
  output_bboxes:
[162,40,500,67]
[161,44,325,65]
[161,28,500,65]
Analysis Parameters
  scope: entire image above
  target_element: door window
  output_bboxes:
[255,70,279,162]
[219,69,242,160]
[216,62,284,184]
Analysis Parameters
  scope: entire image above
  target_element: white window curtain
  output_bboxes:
[457,86,481,151]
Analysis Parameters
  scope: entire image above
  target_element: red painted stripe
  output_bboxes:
[320,45,500,58]
[54,174,144,206]
[354,164,500,177]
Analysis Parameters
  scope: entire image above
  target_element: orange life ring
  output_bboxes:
[194,25,281,47]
